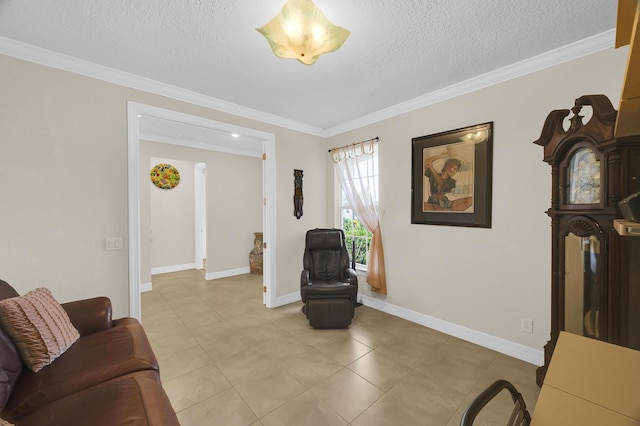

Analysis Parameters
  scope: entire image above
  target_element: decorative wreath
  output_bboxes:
[150,163,180,190]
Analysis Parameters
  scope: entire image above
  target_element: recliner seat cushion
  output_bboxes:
[3,318,159,422]
[301,283,357,300]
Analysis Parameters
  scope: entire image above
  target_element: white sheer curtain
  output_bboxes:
[331,139,387,295]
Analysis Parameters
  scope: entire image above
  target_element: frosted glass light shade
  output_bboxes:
[256,0,350,65]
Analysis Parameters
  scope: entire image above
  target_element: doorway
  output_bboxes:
[127,102,277,319]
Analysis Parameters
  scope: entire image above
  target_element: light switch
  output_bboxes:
[106,237,123,251]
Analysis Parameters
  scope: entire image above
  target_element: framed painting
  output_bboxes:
[411,122,493,227]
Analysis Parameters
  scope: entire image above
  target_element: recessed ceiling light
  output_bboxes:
[231,133,240,138]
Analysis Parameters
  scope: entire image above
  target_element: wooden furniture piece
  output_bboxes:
[461,332,640,425]
[615,0,640,137]
[533,94,640,386]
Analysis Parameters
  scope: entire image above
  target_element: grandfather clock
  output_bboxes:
[534,94,640,386]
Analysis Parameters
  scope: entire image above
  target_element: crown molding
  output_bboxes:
[0,30,616,139]
[325,29,617,137]
[0,37,326,137]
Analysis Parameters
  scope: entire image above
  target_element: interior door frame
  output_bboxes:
[194,162,206,271]
[127,102,277,319]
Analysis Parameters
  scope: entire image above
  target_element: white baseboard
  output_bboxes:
[140,282,153,293]
[205,267,251,280]
[272,291,301,308]
[151,263,196,275]
[360,295,544,366]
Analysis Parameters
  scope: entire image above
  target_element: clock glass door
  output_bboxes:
[564,232,601,338]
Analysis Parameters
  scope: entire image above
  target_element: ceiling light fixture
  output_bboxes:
[256,0,350,65]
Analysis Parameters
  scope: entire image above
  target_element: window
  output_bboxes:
[335,144,378,269]
[340,207,372,267]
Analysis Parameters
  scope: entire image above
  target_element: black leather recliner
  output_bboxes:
[300,228,358,328]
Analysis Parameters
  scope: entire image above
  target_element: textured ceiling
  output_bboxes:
[0,0,618,133]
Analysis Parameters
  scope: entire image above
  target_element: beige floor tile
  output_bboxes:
[233,368,306,418]
[215,301,263,320]
[143,315,189,341]
[260,390,347,426]
[224,311,275,328]
[352,393,449,426]
[238,322,296,343]
[149,330,199,359]
[314,334,373,365]
[286,326,349,347]
[346,321,396,348]
[177,388,257,426]
[347,349,412,391]
[164,364,232,411]
[178,309,226,329]
[388,370,469,414]
[201,331,257,361]
[189,320,237,347]
[310,368,384,422]
[215,347,280,382]
[373,337,437,369]
[141,305,177,324]
[256,335,314,364]
[154,281,190,295]
[157,345,213,382]
[143,271,540,425]
[279,348,343,388]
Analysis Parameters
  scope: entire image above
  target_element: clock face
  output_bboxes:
[567,148,600,204]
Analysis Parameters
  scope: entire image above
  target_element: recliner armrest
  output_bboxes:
[62,297,113,336]
[300,269,311,287]
[346,268,358,286]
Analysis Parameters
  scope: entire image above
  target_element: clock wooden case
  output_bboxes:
[534,94,640,386]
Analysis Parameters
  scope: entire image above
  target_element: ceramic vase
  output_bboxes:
[249,232,263,275]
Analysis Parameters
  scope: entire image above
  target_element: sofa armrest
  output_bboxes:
[62,297,113,336]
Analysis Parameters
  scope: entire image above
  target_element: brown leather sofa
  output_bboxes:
[0,279,179,426]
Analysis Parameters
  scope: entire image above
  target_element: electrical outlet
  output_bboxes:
[520,317,533,334]
[106,237,123,251]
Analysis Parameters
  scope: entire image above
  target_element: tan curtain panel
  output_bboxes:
[331,139,387,295]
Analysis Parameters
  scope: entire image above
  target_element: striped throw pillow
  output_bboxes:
[0,288,79,372]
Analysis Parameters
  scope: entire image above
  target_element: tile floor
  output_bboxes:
[142,269,540,425]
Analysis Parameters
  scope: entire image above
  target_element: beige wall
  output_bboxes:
[326,46,628,350]
[140,141,263,282]
[0,45,629,353]
[0,54,327,318]
[148,156,197,271]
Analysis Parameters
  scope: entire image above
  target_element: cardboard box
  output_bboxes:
[532,332,640,425]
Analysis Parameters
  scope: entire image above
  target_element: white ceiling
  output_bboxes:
[0,0,618,136]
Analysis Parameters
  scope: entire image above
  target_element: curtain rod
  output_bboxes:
[328,137,379,153]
